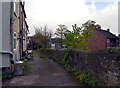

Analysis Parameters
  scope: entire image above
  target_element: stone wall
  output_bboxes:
[41,48,120,86]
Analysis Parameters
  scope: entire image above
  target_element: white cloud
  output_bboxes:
[93,4,118,34]
[24,0,118,36]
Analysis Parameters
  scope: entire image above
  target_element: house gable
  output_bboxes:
[87,27,119,50]
[87,28,107,50]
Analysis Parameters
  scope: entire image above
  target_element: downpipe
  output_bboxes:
[10,1,14,74]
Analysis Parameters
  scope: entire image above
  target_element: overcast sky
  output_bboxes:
[24,0,119,36]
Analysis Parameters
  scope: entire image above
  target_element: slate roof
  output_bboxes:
[95,28,119,39]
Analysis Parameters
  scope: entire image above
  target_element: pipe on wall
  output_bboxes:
[10,1,14,74]
[10,1,14,53]
[0,51,14,64]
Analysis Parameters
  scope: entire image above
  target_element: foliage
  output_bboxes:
[29,51,34,61]
[21,60,31,76]
[58,59,100,87]
[36,51,46,58]
[34,25,53,49]
[31,51,34,57]
[77,72,100,87]
[41,50,100,87]
[55,24,68,48]
[0,74,2,81]
[62,50,70,63]
[48,55,56,61]
[2,73,12,82]
[85,61,88,66]
[82,20,101,29]
[63,24,93,50]
[55,24,68,38]
[23,60,27,70]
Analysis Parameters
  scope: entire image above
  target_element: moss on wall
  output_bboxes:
[40,48,120,86]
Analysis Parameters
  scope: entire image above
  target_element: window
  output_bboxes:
[14,0,19,17]
[25,30,27,34]
[52,42,55,44]
[14,32,17,50]
[14,1,16,12]
[14,32,17,37]
[116,39,119,43]
[17,4,19,17]
[107,39,110,43]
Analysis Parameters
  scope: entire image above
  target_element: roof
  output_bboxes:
[95,28,119,39]
[51,38,61,43]
[20,2,27,18]
[25,21,29,29]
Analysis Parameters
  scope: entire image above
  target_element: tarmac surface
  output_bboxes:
[2,51,80,86]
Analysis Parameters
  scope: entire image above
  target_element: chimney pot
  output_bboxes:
[98,26,101,29]
[23,1,25,6]
[118,34,120,36]
[107,29,110,32]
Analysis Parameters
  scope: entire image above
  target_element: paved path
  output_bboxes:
[3,51,80,86]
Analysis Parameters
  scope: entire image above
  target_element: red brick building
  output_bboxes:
[87,27,119,50]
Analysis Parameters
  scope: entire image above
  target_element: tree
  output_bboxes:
[63,24,93,50]
[55,24,68,48]
[82,20,101,29]
[34,25,53,49]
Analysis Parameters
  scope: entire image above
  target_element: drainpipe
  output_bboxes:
[10,1,14,74]
[10,1,14,53]
[0,51,14,64]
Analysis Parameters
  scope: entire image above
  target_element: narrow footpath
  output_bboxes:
[3,51,80,86]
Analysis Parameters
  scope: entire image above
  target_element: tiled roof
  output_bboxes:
[95,28,119,39]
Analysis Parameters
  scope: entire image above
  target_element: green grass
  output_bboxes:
[23,61,27,70]
[0,74,2,81]
[30,51,34,60]
[2,73,12,82]
[36,50,46,58]
[21,60,31,76]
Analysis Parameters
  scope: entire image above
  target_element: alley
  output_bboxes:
[3,51,80,86]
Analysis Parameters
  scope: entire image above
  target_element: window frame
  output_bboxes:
[14,1,17,12]
[116,39,119,43]
[14,32,17,50]
[17,3,19,17]
[107,39,110,43]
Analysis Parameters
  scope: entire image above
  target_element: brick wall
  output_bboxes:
[87,29,107,50]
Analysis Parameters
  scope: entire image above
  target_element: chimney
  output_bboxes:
[107,29,110,32]
[119,34,120,37]
[98,26,101,29]
[23,1,25,6]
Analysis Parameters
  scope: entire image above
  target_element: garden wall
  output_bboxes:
[41,48,120,86]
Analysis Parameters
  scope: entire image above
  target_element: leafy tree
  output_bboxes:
[63,24,93,50]
[82,20,101,29]
[34,25,53,49]
[55,24,68,48]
